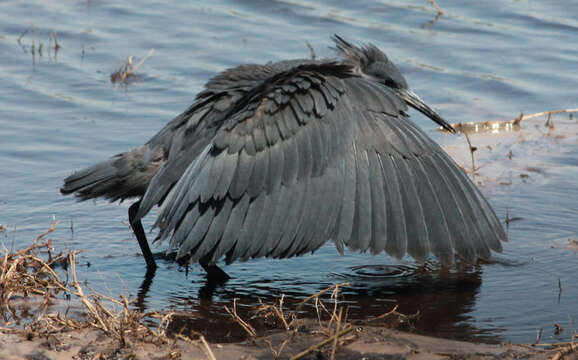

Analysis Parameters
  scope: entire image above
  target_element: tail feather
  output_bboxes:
[60,146,163,202]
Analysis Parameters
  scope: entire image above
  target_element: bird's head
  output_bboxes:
[333,35,455,133]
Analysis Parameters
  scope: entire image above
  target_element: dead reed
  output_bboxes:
[110,48,155,84]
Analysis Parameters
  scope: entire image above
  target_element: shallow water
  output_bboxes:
[1,0,577,345]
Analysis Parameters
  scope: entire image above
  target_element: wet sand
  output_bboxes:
[0,318,561,360]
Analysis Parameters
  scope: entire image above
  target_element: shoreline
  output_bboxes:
[0,318,561,360]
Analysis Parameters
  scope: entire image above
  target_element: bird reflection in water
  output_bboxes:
[134,260,503,344]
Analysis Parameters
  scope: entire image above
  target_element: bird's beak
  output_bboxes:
[396,88,455,133]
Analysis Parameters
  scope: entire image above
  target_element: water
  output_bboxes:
[1,0,577,345]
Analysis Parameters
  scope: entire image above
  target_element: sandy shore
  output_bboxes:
[1,319,564,360]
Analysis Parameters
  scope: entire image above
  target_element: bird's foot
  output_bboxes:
[200,262,231,285]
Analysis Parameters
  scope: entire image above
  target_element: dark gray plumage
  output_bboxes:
[61,35,506,277]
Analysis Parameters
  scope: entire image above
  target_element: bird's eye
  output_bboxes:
[383,78,398,89]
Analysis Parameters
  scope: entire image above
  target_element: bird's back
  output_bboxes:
[60,60,318,204]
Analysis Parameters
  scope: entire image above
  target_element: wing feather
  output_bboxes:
[434,154,493,261]
[213,151,238,199]
[310,168,341,252]
[263,183,300,257]
[295,118,313,180]
[229,194,267,261]
[177,203,214,259]
[409,157,453,264]
[192,200,233,262]
[290,177,323,256]
[271,177,311,258]
[246,189,281,258]
[282,137,299,186]
[229,148,254,199]
[394,158,430,262]
[367,150,387,255]
[379,153,408,259]
[266,141,284,193]
[247,147,269,197]
[211,194,250,263]
[333,145,357,248]
[349,144,372,252]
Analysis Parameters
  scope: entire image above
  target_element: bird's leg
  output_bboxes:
[199,258,230,284]
[128,201,157,270]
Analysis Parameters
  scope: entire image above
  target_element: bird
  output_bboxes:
[61,35,507,282]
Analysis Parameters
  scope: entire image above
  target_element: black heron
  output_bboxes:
[61,36,506,282]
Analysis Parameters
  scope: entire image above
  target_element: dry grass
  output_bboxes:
[1,220,66,324]
[224,298,257,337]
[1,220,377,360]
[222,280,417,360]
[16,25,61,63]
[255,294,294,331]
[0,221,202,352]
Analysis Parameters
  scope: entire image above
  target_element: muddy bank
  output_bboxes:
[0,319,562,360]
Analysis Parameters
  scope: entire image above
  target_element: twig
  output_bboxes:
[463,132,477,181]
[110,48,154,84]
[131,48,155,73]
[199,334,217,360]
[51,31,60,52]
[519,108,578,122]
[290,326,354,360]
[545,113,555,130]
[296,282,349,311]
[305,41,316,60]
[30,24,35,55]
[224,298,256,337]
[176,333,216,360]
[0,326,21,334]
[533,341,577,347]
[428,0,444,15]
[35,220,61,243]
[330,307,343,360]
[535,328,543,345]
[17,28,28,43]
[256,294,292,330]
[69,251,109,331]
[264,337,291,360]
[327,284,342,331]
[551,343,577,360]
[366,304,400,323]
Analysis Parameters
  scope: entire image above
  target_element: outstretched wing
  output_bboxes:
[147,62,505,266]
